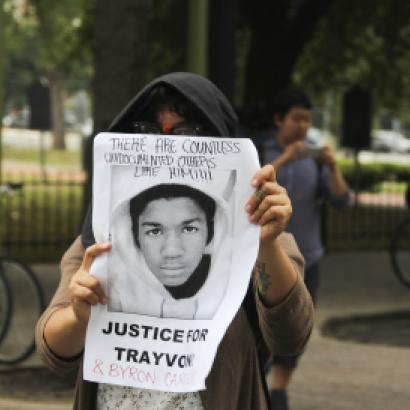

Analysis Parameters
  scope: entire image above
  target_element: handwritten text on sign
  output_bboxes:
[103,136,241,181]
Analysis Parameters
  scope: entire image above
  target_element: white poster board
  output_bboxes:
[84,133,260,392]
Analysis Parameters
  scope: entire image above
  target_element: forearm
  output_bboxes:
[271,155,288,172]
[44,305,87,359]
[329,166,349,197]
[254,237,298,307]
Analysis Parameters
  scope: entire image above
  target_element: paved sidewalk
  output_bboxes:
[290,252,410,410]
[1,252,409,409]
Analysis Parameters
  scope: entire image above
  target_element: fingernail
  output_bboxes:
[251,179,258,187]
[245,204,251,212]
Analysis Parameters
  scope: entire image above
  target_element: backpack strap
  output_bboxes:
[315,159,327,249]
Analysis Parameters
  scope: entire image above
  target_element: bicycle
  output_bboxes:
[0,265,12,345]
[0,182,46,365]
[389,184,410,288]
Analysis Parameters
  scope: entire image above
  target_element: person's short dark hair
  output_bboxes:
[130,184,216,248]
[272,87,312,119]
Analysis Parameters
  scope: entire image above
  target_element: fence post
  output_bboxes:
[0,0,5,186]
[353,148,361,206]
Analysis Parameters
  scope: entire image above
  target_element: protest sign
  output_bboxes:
[83,133,260,392]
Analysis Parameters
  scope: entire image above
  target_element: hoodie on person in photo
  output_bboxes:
[106,175,235,319]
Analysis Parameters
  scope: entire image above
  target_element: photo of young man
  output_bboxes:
[132,184,215,292]
[107,182,232,319]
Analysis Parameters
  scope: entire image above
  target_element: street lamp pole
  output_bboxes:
[0,0,5,186]
[187,0,208,76]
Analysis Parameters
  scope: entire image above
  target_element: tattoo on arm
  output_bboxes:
[255,261,271,295]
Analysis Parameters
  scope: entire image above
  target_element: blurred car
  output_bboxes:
[371,130,410,153]
[2,108,29,128]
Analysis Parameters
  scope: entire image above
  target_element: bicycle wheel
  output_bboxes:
[0,258,45,365]
[390,218,410,288]
[0,266,13,344]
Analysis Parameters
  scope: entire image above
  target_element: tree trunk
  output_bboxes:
[48,71,66,150]
[244,22,294,108]
[242,0,333,109]
[92,0,152,134]
[84,0,151,209]
[208,0,237,102]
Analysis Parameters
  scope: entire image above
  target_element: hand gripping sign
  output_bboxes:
[84,133,260,392]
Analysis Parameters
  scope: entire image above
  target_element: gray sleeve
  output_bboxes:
[255,233,314,356]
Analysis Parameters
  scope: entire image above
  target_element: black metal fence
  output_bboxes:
[325,180,409,251]
[0,172,84,262]
[0,173,408,262]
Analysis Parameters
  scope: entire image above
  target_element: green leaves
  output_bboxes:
[295,0,410,110]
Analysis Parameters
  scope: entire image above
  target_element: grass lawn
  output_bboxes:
[2,145,82,170]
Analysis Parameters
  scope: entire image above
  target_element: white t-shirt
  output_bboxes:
[97,384,203,410]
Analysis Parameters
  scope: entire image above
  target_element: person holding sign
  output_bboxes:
[36,73,314,410]
[108,183,229,319]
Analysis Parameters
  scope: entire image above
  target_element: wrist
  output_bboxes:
[255,237,297,307]
[66,304,88,331]
[273,155,288,170]
[258,235,280,259]
[281,152,292,164]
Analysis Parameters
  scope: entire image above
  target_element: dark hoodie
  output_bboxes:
[81,72,238,248]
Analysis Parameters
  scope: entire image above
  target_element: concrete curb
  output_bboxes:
[0,398,71,410]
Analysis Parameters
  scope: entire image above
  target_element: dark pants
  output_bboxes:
[270,262,319,369]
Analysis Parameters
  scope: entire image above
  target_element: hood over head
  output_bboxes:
[109,72,238,137]
[82,72,238,248]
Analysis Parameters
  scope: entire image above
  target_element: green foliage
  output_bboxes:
[3,145,82,169]
[3,1,39,101]
[3,0,94,105]
[30,0,92,74]
[295,0,410,111]
[339,159,410,190]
